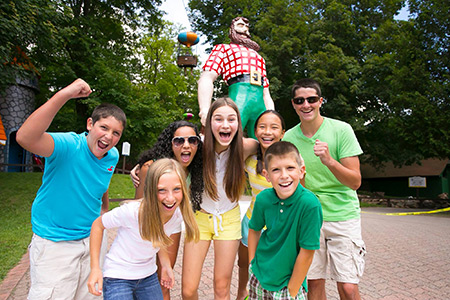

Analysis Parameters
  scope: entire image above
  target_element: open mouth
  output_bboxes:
[180,152,191,163]
[279,182,293,188]
[98,140,108,150]
[219,132,231,139]
[162,202,176,210]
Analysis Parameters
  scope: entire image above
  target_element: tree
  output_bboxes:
[188,0,449,166]
[29,0,163,134]
[0,0,68,90]
[2,0,202,164]
[125,22,201,162]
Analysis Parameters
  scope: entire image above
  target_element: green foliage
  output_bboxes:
[0,0,68,90]
[0,172,135,282]
[2,0,447,167]
[124,22,201,163]
[188,0,449,166]
[1,0,202,165]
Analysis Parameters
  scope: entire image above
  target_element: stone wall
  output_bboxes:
[0,76,38,172]
[359,194,450,209]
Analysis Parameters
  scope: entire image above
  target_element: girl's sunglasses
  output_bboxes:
[172,136,201,147]
[292,96,320,105]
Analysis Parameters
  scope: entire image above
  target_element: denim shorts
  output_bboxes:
[241,214,250,247]
[103,272,163,300]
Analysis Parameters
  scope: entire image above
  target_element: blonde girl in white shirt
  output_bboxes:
[88,158,199,299]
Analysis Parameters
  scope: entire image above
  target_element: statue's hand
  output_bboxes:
[199,110,208,127]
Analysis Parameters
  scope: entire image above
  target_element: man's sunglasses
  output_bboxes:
[172,136,201,147]
[292,96,321,105]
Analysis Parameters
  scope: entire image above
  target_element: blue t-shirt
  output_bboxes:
[31,132,119,241]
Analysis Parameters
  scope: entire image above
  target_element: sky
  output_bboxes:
[160,0,210,65]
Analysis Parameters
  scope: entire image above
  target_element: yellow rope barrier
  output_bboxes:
[362,207,450,216]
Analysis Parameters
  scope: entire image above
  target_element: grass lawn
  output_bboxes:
[0,172,135,282]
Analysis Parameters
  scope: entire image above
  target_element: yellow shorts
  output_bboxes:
[195,205,241,240]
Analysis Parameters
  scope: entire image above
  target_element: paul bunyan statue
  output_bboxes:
[198,17,274,138]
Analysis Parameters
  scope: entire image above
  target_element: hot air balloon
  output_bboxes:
[177,31,199,71]
[178,32,199,48]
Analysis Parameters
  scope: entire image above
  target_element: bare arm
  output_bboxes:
[197,71,219,126]
[130,164,141,188]
[263,87,275,110]
[248,228,261,263]
[158,248,174,289]
[287,248,315,297]
[16,79,92,157]
[314,140,361,190]
[87,217,105,296]
[134,160,152,199]
[243,138,259,160]
[101,191,109,214]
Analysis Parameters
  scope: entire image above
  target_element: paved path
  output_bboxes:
[2,206,450,299]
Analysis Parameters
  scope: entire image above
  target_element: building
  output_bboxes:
[361,159,450,198]
[0,47,39,172]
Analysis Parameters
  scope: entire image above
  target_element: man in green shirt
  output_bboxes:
[283,78,366,300]
[248,141,323,299]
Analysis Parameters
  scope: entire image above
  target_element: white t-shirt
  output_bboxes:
[102,201,183,279]
[201,148,239,214]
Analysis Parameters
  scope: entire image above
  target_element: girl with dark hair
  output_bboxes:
[131,120,203,300]
[236,110,286,300]
[182,97,258,300]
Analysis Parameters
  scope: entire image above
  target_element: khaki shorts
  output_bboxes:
[307,218,366,284]
[195,205,241,240]
[28,233,107,300]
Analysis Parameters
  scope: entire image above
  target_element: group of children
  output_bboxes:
[19,77,364,300]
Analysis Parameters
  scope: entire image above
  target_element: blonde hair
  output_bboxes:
[139,158,199,248]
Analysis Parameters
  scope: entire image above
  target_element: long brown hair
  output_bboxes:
[139,158,199,248]
[202,97,246,202]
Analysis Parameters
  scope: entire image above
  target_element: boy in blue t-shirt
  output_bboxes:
[17,79,126,300]
[248,141,323,300]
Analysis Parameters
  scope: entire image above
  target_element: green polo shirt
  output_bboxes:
[249,184,323,292]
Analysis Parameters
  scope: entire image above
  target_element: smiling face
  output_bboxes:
[86,116,123,159]
[211,105,239,153]
[157,171,183,220]
[172,126,199,170]
[292,87,323,126]
[255,113,285,152]
[264,154,305,199]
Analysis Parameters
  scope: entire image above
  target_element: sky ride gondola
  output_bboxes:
[177,31,199,74]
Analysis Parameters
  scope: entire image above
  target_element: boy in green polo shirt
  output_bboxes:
[248,141,323,300]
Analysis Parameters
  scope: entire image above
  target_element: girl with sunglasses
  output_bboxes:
[131,120,203,300]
